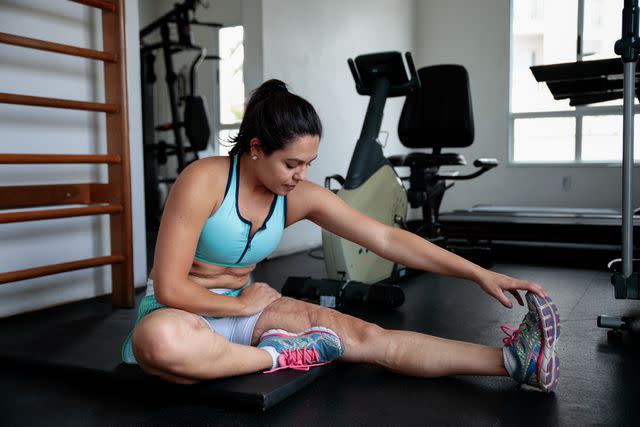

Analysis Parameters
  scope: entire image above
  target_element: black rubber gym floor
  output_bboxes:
[1,247,639,426]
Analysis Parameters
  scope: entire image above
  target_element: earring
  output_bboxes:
[251,155,258,160]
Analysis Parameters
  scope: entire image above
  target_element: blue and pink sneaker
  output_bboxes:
[502,291,560,392]
[258,326,345,373]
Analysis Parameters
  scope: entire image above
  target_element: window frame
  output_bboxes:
[507,0,640,167]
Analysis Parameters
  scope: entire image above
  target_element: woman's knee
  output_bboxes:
[254,297,386,356]
[345,320,386,354]
[132,309,215,370]
[311,306,385,354]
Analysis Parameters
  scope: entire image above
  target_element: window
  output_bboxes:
[217,26,244,156]
[509,0,639,164]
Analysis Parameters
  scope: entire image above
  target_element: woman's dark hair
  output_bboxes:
[228,79,322,156]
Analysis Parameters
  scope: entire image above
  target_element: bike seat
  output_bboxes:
[388,152,467,168]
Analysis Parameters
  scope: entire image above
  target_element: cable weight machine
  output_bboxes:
[140,0,221,232]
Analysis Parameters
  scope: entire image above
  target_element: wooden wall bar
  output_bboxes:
[0,0,134,308]
[0,154,121,164]
[101,0,134,307]
[0,183,112,209]
[0,32,116,62]
[0,205,122,224]
[70,0,116,12]
[0,255,125,285]
[0,93,118,113]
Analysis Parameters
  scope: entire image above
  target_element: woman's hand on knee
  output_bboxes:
[238,282,281,315]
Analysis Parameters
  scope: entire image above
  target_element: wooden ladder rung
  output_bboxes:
[69,0,116,12]
[0,154,121,164]
[0,93,119,113]
[0,205,122,224]
[0,255,125,285]
[0,32,116,62]
[0,183,111,210]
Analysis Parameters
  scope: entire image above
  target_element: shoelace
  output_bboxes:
[501,325,521,346]
[263,348,329,374]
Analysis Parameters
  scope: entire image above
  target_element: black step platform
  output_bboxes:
[0,288,332,411]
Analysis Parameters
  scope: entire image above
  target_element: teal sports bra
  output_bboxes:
[194,155,287,268]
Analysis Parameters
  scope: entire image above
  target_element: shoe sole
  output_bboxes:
[528,292,560,392]
[259,326,341,341]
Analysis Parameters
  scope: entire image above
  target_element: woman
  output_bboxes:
[122,80,560,392]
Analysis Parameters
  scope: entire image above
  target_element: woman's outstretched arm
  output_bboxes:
[291,181,547,308]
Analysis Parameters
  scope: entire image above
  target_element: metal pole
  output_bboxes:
[344,78,390,190]
[622,62,636,278]
[161,23,186,172]
[622,60,635,277]
[359,78,390,141]
[615,0,640,277]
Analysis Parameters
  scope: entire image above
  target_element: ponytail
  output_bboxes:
[227,79,322,156]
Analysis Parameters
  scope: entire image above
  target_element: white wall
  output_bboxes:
[262,0,416,256]
[0,0,145,317]
[242,0,263,95]
[127,0,146,294]
[413,0,638,211]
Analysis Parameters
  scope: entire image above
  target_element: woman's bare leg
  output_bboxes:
[252,297,507,378]
[132,308,272,383]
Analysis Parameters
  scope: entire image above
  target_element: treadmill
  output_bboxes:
[439,57,640,250]
[441,205,640,248]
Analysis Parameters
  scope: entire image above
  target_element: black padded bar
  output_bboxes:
[529,57,640,105]
[570,92,625,106]
[547,77,624,100]
[530,58,622,82]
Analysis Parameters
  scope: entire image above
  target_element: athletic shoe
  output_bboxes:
[501,291,560,392]
[258,326,345,373]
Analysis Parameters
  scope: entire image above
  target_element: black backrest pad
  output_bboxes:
[184,95,211,151]
[398,65,474,149]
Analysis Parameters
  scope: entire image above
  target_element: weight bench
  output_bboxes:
[0,288,332,411]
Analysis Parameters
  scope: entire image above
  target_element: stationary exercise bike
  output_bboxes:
[324,55,499,286]
[283,51,497,308]
[283,52,417,309]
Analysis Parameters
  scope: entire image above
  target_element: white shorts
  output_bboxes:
[146,278,263,346]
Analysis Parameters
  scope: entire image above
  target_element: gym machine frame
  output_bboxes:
[0,0,134,308]
[598,0,640,334]
[140,0,220,231]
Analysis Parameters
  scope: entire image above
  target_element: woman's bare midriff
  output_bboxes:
[149,260,255,290]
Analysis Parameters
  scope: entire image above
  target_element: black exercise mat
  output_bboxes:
[0,289,332,411]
